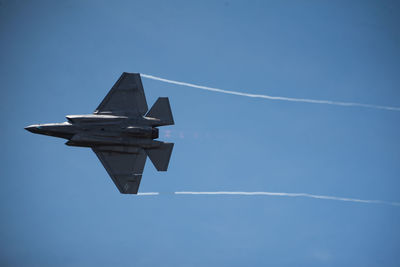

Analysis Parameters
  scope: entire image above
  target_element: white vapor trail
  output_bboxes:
[174,191,400,207]
[136,191,400,207]
[141,74,400,112]
[137,192,159,196]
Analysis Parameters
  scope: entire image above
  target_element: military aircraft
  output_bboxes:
[25,72,174,194]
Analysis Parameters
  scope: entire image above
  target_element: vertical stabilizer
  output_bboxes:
[145,97,174,126]
[145,143,174,171]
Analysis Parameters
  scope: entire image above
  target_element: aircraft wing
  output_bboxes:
[94,73,148,116]
[92,148,147,194]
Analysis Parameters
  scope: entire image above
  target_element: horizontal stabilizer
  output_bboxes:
[145,97,174,126]
[145,143,174,171]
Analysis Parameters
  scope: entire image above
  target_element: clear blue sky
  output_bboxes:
[1,0,400,266]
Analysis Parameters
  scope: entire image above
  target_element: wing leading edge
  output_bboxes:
[94,73,148,116]
[92,148,147,194]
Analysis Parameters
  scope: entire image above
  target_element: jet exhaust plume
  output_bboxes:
[141,74,400,112]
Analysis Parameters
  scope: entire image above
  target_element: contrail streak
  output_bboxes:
[137,192,159,196]
[174,191,400,207]
[136,191,400,207]
[141,73,400,112]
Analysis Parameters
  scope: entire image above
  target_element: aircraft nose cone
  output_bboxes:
[25,125,40,134]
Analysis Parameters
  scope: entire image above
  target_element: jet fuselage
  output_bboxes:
[25,114,162,152]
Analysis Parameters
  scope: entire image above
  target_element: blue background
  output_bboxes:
[1,0,400,266]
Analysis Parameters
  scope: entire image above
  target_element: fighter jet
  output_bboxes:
[25,73,174,194]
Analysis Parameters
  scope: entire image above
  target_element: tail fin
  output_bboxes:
[145,97,174,126]
[145,143,174,171]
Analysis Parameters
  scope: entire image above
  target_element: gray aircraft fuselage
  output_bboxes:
[26,114,163,152]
